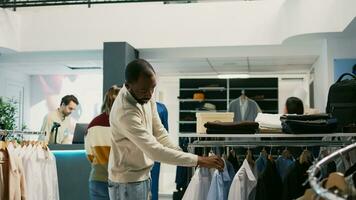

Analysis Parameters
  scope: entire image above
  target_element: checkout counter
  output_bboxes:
[49,144,90,200]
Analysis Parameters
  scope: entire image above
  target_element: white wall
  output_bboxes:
[327,38,356,84]
[0,0,353,51]
[29,74,103,131]
[0,68,31,129]
[155,76,180,196]
[0,9,21,50]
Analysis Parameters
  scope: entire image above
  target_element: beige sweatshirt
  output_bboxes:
[108,86,198,183]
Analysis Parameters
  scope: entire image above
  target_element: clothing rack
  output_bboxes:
[308,142,356,200]
[188,140,354,148]
[0,130,46,136]
[0,130,46,142]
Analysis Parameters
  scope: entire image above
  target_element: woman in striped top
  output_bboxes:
[85,85,120,200]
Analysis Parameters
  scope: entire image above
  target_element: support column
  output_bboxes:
[103,42,138,94]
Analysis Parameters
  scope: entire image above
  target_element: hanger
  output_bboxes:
[240,89,247,102]
[282,147,291,159]
[261,147,268,157]
[299,148,312,165]
[268,146,273,161]
[325,172,348,194]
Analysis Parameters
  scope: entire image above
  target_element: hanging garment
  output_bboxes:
[227,151,240,173]
[275,156,294,181]
[0,149,10,200]
[255,159,283,200]
[175,137,190,191]
[7,143,27,200]
[255,153,267,178]
[151,102,169,200]
[228,159,258,200]
[282,160,311,200]
[207,159,233,200]
[229,97,261,122]
[182,168,213,200]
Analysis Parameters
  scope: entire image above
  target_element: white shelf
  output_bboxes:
[229,98,278,102]
[180,87,226,91]
[178,133,356,138]
[178,121,197,124]
[230,87,278,90]
[179,99,227,102]
[180,110,227,113]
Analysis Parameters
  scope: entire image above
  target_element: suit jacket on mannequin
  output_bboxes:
[229,97,261,122]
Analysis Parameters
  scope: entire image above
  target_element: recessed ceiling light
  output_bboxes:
[217,74,250,79]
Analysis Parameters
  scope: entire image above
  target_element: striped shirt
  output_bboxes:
[84,113,111,182]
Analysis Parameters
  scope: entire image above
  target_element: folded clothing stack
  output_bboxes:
[280,114,338,134]
[204,121,259,134]
[255,113,283,133]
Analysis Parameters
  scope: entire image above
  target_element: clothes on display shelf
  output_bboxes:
[255,113,282,133]
[228,96,261,123]
[204,121,259,134]
[280,114,338,134]
[0,138,59,200]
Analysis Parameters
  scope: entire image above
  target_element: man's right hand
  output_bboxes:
[197,155,224,171]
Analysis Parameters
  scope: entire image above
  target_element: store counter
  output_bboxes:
[49,144,90,200]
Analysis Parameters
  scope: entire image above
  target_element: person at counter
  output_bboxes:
[41,95,79,144]
[108,59,224,200]
[85,85,121,200]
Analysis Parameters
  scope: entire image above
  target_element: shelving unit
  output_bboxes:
[179,78,228,133]
[178,78,278,133]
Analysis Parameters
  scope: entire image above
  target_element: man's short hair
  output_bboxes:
[125,59,155,83]
[286,97,304,114]
[60,95,79,106]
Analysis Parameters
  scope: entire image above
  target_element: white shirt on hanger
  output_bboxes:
[182,168,213,200]
[228,159,257,200]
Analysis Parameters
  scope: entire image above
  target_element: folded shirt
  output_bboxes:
[204,121,259,134]
[280,114,331,121]
[255,113,282,129]
[204,121,259,131]
[206,129,257,134]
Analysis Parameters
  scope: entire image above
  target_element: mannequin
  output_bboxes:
[229,90,261,122]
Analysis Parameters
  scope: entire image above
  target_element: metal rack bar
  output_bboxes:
[178,133,356,138]
[188,140,354,148]
[308,143,356,200]
[0,130,46,135]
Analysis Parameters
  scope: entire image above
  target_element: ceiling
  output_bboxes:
[149,55,317,76]
[0,50,317,76]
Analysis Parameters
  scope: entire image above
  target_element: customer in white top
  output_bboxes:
[41,95,79,144]
[108,59,224,200]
